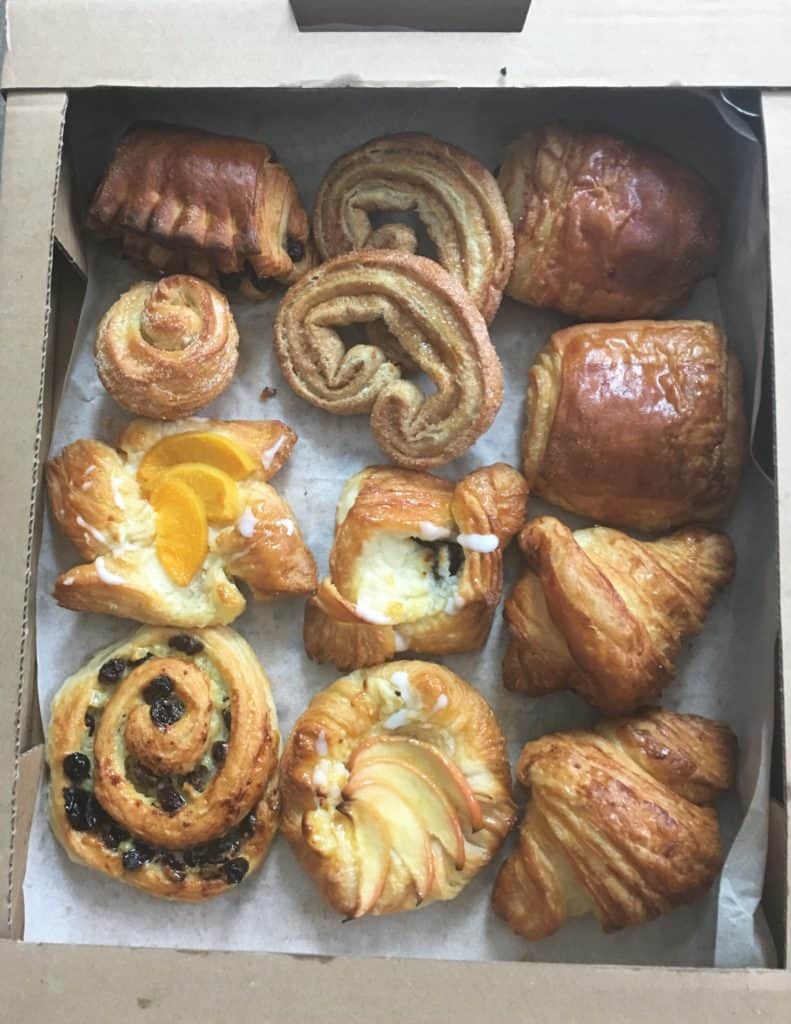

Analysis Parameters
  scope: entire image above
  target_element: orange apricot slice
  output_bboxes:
[137,432,256,494]
[150,477,208,586]
[156,463,241,525]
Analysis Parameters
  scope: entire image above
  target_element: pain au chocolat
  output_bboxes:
[498,124,720,319]
[87,122,313,298]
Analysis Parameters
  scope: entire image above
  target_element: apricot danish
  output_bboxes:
[280,661,515,918]
[48,626,280,900]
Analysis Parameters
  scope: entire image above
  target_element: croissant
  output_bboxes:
[48,626,280,900]
[47,417,317,626]
[492,707,736,939]
[522,320,746,532]
[280,661,515,918]
[313,133,514,323]
[503,517,734,715]
[498,124,720,319]
[273,250,503,468]
[86,122,313,298]
[305,463,528,669]
[94,275,239,419]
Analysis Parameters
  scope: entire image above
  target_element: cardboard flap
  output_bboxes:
[9,746,44,941]
[289,0,531,32]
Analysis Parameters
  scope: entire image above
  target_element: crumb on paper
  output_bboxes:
[260,386,278,401]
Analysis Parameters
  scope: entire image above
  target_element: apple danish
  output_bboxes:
[522,320,746,532]
[87,122,312,298]
[273,250,503,468]
[498,124,721,319]
[280,661,516,918]
[304,463,528,669]
[48,626,280,900]
[492,707,736,938]
[313,133,514,323]
[503,517,735,715]
[47,417,317,626]
[94,275,239,419]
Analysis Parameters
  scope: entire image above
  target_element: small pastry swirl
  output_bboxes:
[492,708,736,939]
[305,463,528,669]
[95,275,240,419]
[273,250,503,468]
[48,626,280,900]
[313,132,514,323]
[280,661,515,918]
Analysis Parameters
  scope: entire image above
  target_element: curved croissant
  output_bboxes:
[503,517,734,715]
[273,250,503,468]
[95,275,239,419]
[522,320,746,532]
[305,463,528,669]
[498,123,720,319]
[280,661,515,918]
[48,626,280,900]
[492,707,736,938]
[87,122,313,298]
[313,132,514,323]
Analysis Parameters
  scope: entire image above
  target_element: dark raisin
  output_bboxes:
[84,710,96,736]
[127,652,154,669]
[122,848,145,871]
[183,765,209,793]
[447,542,464,577]
[217,270,243,291]
[212,740,229,765]
[143,675,174,704]
[182,846,203,868]
[98,658,126,684]
[158,784,186,814]
[101,822,128,850]
[222,709,232,730]
[63,787,103,831]
[130,760,161,789]
[63,752,90,782]
[168,634,204,656]
[150,695,185,729]
[223,857,249,884]
[134,841,156,863]
[239,812,257,839]
[286,237,304,263]
[163,853,187,879]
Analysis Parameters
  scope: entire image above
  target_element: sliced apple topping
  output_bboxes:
[150,476,208,585]
[155,463,242,525]
[340,801,391,917]
[137,431,257,494]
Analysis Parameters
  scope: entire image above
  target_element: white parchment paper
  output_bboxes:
[25,89,777,967]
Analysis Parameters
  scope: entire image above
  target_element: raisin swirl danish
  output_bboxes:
[87,122,313,298]
[48,626,280,900]
[305,463,528,669]
[492,708,736,939]
[47,417,317,626]
[94,275,239,419]
[280,661,515,918]
[313,133,514,323]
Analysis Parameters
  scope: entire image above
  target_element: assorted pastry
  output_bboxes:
[41,117,747,946]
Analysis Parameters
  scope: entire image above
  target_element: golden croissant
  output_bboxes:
[305,463,528,669]
[273,249,503,468]
[48,626,281,900]
[87,121,313,298]
[280,661,515,918]
[94,275,239,419]
[47,417,317,626]
[492,707,736,938]
[522,319,746,532]
[498,123,720,319]
[313,132,514,323]
[503,517,734,715]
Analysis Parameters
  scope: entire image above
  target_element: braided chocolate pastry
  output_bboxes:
[48,626,280,900]
[492,707,736,939]
[273,250,504,468]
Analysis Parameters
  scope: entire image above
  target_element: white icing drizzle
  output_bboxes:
[416,521,452,542]
[80,481,93,491]
[354,601,392,625]
[110,476,126,510]
[84,465,96,476]
[261,435,286,470]
[383,709,412,730]
[316,730,328,756]
[393,631,408,652]
[391,670,410,690]
[444,593,466,615]
[431,693,448,714]
[76,515,107,547]
[276,517,295,536]
[237,507,257,538]
[457,533,499,553]
[312,766,329,790]
[61,575,75,587]
[95,557,125,585]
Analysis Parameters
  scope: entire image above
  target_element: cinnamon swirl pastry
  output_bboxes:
[48,626,280,900]
[305,463,528,669]
[273,250,503,468]
[94,275,239,419]
[280,661,515,918]
[47,417,317,626]
[313,133,514,323]
[87,122,313,299]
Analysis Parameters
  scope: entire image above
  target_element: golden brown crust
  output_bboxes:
[503,517,735,715]
[273,250,504,468]
[86,122,313,296]
[521,320,746,532]
[304,463,528,669]
[48,626,280,901]
[94,275,239,418]
[280,661,515,918]
[498,124,720,319]
[47,417,317,626]
[492,708,735,939]
[313,132,514,323]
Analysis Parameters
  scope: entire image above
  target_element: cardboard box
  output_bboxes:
[1,1,790,1018]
